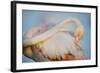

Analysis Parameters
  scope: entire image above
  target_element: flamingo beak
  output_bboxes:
[75,36,80,44]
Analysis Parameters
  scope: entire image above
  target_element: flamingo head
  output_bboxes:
[74,26,84,43]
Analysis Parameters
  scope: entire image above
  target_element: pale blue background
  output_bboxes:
[22,10,91,63]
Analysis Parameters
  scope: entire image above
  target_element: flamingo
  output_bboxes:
[23,17,85,62]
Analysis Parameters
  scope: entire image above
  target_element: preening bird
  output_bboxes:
[23,17,85,62]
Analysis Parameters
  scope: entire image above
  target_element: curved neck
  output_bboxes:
[23,17,84,47]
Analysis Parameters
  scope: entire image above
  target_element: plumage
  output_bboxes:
[23,17,85,62]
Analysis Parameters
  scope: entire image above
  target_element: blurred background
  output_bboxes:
[22,10,91,62]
